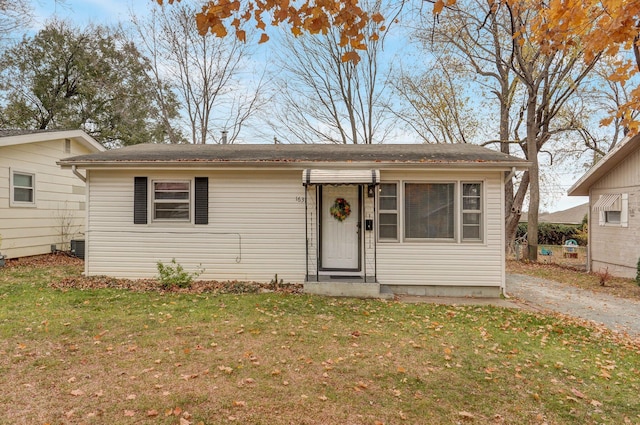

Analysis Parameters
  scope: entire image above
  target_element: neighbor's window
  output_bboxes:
[11,171,35,205]
[152,181,190,221]
[595,193,628,227]
[605,211,621,224]
[462,182,483,241]
[378,183,398,240]
[404,183,455,240]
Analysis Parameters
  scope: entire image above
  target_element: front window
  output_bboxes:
[404,183,455,240]
[153,181,190,221]
[12,171,35,205]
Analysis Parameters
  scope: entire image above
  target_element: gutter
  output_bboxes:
[60,161,532,171]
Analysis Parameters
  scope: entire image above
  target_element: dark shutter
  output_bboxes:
[134,177,148,224]
[194,177,209,225]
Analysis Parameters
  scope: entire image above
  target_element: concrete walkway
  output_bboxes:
[507,274,640,338]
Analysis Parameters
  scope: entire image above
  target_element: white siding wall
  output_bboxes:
[0,139,92,258]
[86,168,506,291]
[589,146,640,278]
[86,170,309,282]
[375,170,504,288]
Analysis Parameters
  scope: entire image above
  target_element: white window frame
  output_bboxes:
[10,169,36,207]
[461,182,483,242]
[377,180,485,244]
[377,182,399,242]
[151,179,192,222]
[598,193,628,228]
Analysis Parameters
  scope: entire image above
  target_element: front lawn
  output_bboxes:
[1,259,639,424]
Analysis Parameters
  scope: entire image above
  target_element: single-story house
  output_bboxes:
[569,133,640,278]
[0,129,105,259]
[59,143,529,297]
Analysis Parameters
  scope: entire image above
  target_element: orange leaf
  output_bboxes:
[341,51,361,64]
[433,0,445,14]
[259,33,270,44]
[371,12,385,24]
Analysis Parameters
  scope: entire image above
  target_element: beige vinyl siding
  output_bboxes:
[375,170,504,288]
[588,146,640,278]
[0,139,92,258]
[86,169,308,282]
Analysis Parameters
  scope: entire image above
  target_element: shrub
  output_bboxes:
[156,259,202,289]
[516,222,585,246]
[636,257,640,286]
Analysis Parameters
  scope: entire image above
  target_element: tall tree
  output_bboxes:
[412,0,599,258]
[0,20,178,147]
[132,3,265,144]
[265,0,398,144]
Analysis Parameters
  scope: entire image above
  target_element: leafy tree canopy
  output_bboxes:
[158,0,640,132]
[0,20,178,147]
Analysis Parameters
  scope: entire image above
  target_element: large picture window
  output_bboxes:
[11,170,35,205]
[378,183,398,240]
[153,181,190,221]
[404,183,455,240]
[378,181,483,242]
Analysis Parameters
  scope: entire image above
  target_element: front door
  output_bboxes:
[321,185,360,270]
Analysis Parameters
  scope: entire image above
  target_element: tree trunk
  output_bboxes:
[525,90,539,262]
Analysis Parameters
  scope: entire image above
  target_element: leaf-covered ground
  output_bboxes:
[1,256,639,424]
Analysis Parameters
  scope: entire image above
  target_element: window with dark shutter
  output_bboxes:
[134,177,148,224]
[194,177,209,225]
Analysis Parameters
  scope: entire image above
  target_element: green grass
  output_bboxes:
[1,263,640,424]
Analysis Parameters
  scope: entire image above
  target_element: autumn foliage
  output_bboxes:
[156,0,385,63]
[157,0,640,130]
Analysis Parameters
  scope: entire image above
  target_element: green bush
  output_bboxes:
[156,259,202,289]
[636,258,640,286]
[516,222,586,246]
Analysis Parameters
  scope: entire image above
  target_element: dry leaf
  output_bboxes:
[458,411,475,420]
[147,410,159,417]
[124,410,135,417]
[571,388,585,399]
[70,389,84,396]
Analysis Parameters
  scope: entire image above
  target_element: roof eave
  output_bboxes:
[0,129,105,152]
[568,133,640,196]
[59,160,531,170]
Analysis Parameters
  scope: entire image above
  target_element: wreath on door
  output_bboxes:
[330,197,351,222]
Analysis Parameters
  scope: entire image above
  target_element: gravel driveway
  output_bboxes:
[507,274,640,338]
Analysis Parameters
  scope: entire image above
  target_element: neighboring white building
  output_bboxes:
[569,133,640,278]
[60,143,528,297]
[0,129,105,258]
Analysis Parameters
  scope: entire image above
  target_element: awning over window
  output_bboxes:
[302,169,380,186]
[592,193,621,211]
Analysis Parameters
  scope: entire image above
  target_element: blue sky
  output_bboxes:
[28,0,589,212]
[33,0,147,28]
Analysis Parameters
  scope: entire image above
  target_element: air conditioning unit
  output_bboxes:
[70,239,85,260]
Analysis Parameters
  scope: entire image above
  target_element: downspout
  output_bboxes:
[504,166,516,184]
[316,186,320,283]
[72,165,86,183]
[304,184,309,281]
[502,167,516,298]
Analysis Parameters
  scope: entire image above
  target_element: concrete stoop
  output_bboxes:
[304,281,393,299]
